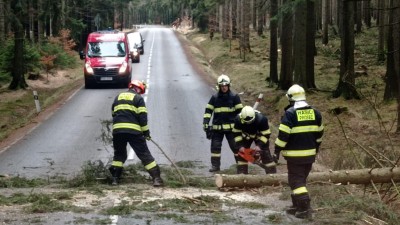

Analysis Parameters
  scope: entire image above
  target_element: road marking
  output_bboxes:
[143,32,154,103]
[109,198,122,224]
[109,31,155,225]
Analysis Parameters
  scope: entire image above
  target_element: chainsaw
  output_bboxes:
[238,148,277,170]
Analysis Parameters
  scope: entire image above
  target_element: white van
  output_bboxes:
[127,31,145,55]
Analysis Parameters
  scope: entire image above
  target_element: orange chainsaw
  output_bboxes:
[238,148,277,170]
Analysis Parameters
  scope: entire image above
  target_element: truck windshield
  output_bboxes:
[87,41,126,57]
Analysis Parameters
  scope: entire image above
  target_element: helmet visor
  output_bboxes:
[241,115,255,124]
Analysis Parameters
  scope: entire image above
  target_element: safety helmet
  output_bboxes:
[240,106,256,124]
[217,74,230,86]
[128,80,146,94]
[286,84,306,101]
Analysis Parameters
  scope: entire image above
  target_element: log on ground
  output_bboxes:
[215,167,400,188]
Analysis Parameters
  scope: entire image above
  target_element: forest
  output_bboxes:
[0,0,399,223]
[0,0,399,127]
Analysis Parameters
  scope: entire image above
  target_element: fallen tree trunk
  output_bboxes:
[215,167,400,188]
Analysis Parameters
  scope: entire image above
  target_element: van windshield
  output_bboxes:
[87,41,126,57]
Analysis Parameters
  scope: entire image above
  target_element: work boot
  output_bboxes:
[236,165,248,174]
[209,166,220,172]
[264,165,277,174]
[295,199,312,220]
[285,194,297,215]
[210,157,220,172]
[109,166,123,186]
[148,166,164,187]
[111,177,118,186]
[152,177,164,187]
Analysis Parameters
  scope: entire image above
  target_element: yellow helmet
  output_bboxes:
[240,106,256,124]
[217,74,230,86]
[286,84,306,101]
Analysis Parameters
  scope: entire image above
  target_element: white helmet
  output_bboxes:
[286,84,306,101]
[217,74,230,86]
[240,106,256,124]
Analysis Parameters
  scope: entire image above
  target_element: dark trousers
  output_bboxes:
[112,133,155,168]
[210,131,237,167]
[287,162,312,200]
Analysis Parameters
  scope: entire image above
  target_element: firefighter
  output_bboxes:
[109,80,164,187]
[274,84,324,219]
[203,74,243,172]
[232,106,276,174]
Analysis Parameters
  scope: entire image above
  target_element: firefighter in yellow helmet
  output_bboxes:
[110,80,163,187]
[232,106,276,174]
[274,84,324,219]
[203,74,243,172]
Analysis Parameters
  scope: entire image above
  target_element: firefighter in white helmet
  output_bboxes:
[232,106,276,174]
[203,74,243,172]
[274,84,324,219]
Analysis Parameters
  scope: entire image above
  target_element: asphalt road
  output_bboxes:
[0,27,237,179]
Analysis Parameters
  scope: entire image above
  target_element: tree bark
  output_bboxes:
[215,167,400,188]
[222,1,228,40]
[322,0,330,45]
[0,0,4,43]
[269,0,278,84]
[378,0,386,62]
[333,0,359,99]
[305,0,316,89]
[256,0,263,36]
[231,0,237,39]
[293,0,307,85]
[9,0,28,90]
[383,0,399,101]
[279,0,293,89]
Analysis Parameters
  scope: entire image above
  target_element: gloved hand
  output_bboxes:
[203,123,209,132]
[272,153,279,163]
[206,129,213,140]
[143,130,151,141]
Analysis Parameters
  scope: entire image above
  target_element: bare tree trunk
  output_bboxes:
[37,0,42,47]
[269,0,278,84]
[384,0,398,101]
[393,1,400,132]
[243,0,250,53]
[355,1,362,33]
[222,1,228,40]
[279,0,293,89]
[61,0,66,27]
[306,0,316,89]
[322,0,330,45]
[333,1,359,99]
[293,1,307,85]
[0,0,4,43]
[252,0,256,31]
[256,0,264,36]
[215,167,400,188]
[9,0,28,90]
[378,0,386,62]
[363,0,371,28]
[231,0,237,39]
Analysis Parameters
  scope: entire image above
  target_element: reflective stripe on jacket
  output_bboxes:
[232,112,271,148]
[112,90,149,135]
[275,106,324,164]
[203,90,243,131]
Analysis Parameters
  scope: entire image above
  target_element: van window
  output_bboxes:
[88,41,126,57]
[128,33,142,46]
